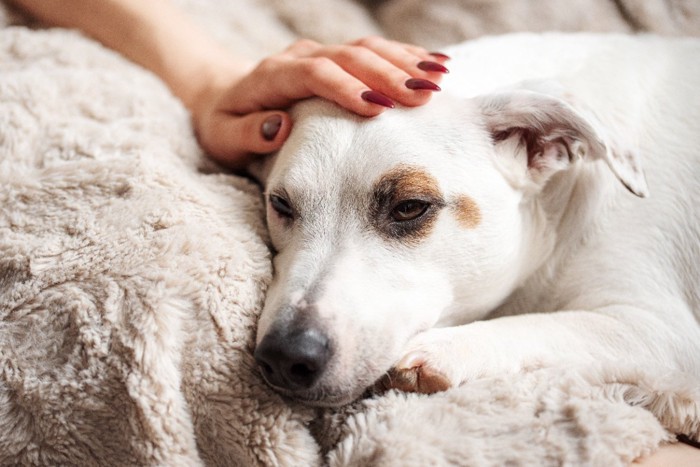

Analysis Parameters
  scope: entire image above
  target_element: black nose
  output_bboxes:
[254,326,332,391]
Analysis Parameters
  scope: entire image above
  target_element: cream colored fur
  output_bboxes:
[1,1,698,466]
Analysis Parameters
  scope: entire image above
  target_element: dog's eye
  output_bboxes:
[269,194,294,219]
[391,200,430,222]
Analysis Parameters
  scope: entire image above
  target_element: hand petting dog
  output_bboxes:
[13,0,448,170]
[192,36,449,169]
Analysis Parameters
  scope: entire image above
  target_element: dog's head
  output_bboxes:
[253,90,647,406]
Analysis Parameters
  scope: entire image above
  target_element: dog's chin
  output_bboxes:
[263,382,367,408]
[290,392,360,408]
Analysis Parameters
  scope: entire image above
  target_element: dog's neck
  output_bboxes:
[487,160,618,319]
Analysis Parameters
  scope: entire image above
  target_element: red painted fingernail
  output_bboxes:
[405,78,441,91]
[261,114,282,141]
[429,52,451,61]
[417,61,449,73]
[361,90,395,108]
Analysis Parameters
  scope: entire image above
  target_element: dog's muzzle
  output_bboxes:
[254,323,333,392]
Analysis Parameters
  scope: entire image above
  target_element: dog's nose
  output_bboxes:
[254,326,332,391]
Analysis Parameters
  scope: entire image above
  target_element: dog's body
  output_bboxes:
[253,33,700,407]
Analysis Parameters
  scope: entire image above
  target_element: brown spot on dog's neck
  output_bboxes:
[452,195,481,229]
[370,164,445,244]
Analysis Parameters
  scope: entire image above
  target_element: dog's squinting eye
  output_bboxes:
[269,194,294,219]
[391,200,430,222]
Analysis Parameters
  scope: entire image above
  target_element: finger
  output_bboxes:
[284,37,446,106]
[200,111,292,169]
[399,43,451,62]
[351,36,429,60]
[288,57,399,116]
[354,39,451,65]
[291,36,446,78]
[349,36,449,81]
[315,44,441,107]
[225,56,396,117]
[427,51,451,62]
[284,38,323,57]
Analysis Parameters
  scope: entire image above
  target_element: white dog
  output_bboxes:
[253,33,700,408]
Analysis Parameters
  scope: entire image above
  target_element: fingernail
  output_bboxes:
[261,114,282,141]
[405,78,441,91]
[429,52,451,61]
[361,90,395,108]
[417,61,449,73]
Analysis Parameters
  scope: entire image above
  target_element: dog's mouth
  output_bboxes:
[291,392,360,408]
[254,315,402,407]
[260,377,364,408]
[258,367,376,407]
[254,322,387,407]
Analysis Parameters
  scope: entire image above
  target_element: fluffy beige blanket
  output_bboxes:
[1,1,699,465]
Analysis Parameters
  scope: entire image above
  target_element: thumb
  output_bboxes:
[203,111,292,169]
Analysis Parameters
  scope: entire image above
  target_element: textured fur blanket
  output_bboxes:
[1,1,699,465]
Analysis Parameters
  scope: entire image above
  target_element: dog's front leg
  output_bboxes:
[380,307,699,395]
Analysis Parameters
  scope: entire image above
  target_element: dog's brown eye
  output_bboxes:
[269,194,294,219]
[391,200,430,222]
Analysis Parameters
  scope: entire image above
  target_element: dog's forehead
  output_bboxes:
[267,97,491,245]
[272,98,472,192]
[265,97,498,247]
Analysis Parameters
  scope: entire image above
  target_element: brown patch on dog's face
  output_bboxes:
[369,165,445,244]
[452,195,481,229]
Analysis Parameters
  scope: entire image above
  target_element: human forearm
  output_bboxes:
[12,0,448,167]
[11,0,249,112]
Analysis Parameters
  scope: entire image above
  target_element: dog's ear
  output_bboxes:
[476,90,648,197]
[247,153,277,185]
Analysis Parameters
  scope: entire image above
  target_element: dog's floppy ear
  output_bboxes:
[247,153,277,185]
[476,90,648,197]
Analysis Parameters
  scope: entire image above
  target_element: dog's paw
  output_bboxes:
[378,352,453,395]
[378,327,468,395]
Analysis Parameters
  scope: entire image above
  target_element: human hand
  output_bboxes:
[191,37,450,169]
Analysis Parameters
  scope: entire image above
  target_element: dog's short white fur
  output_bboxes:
[253,33,700,409]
